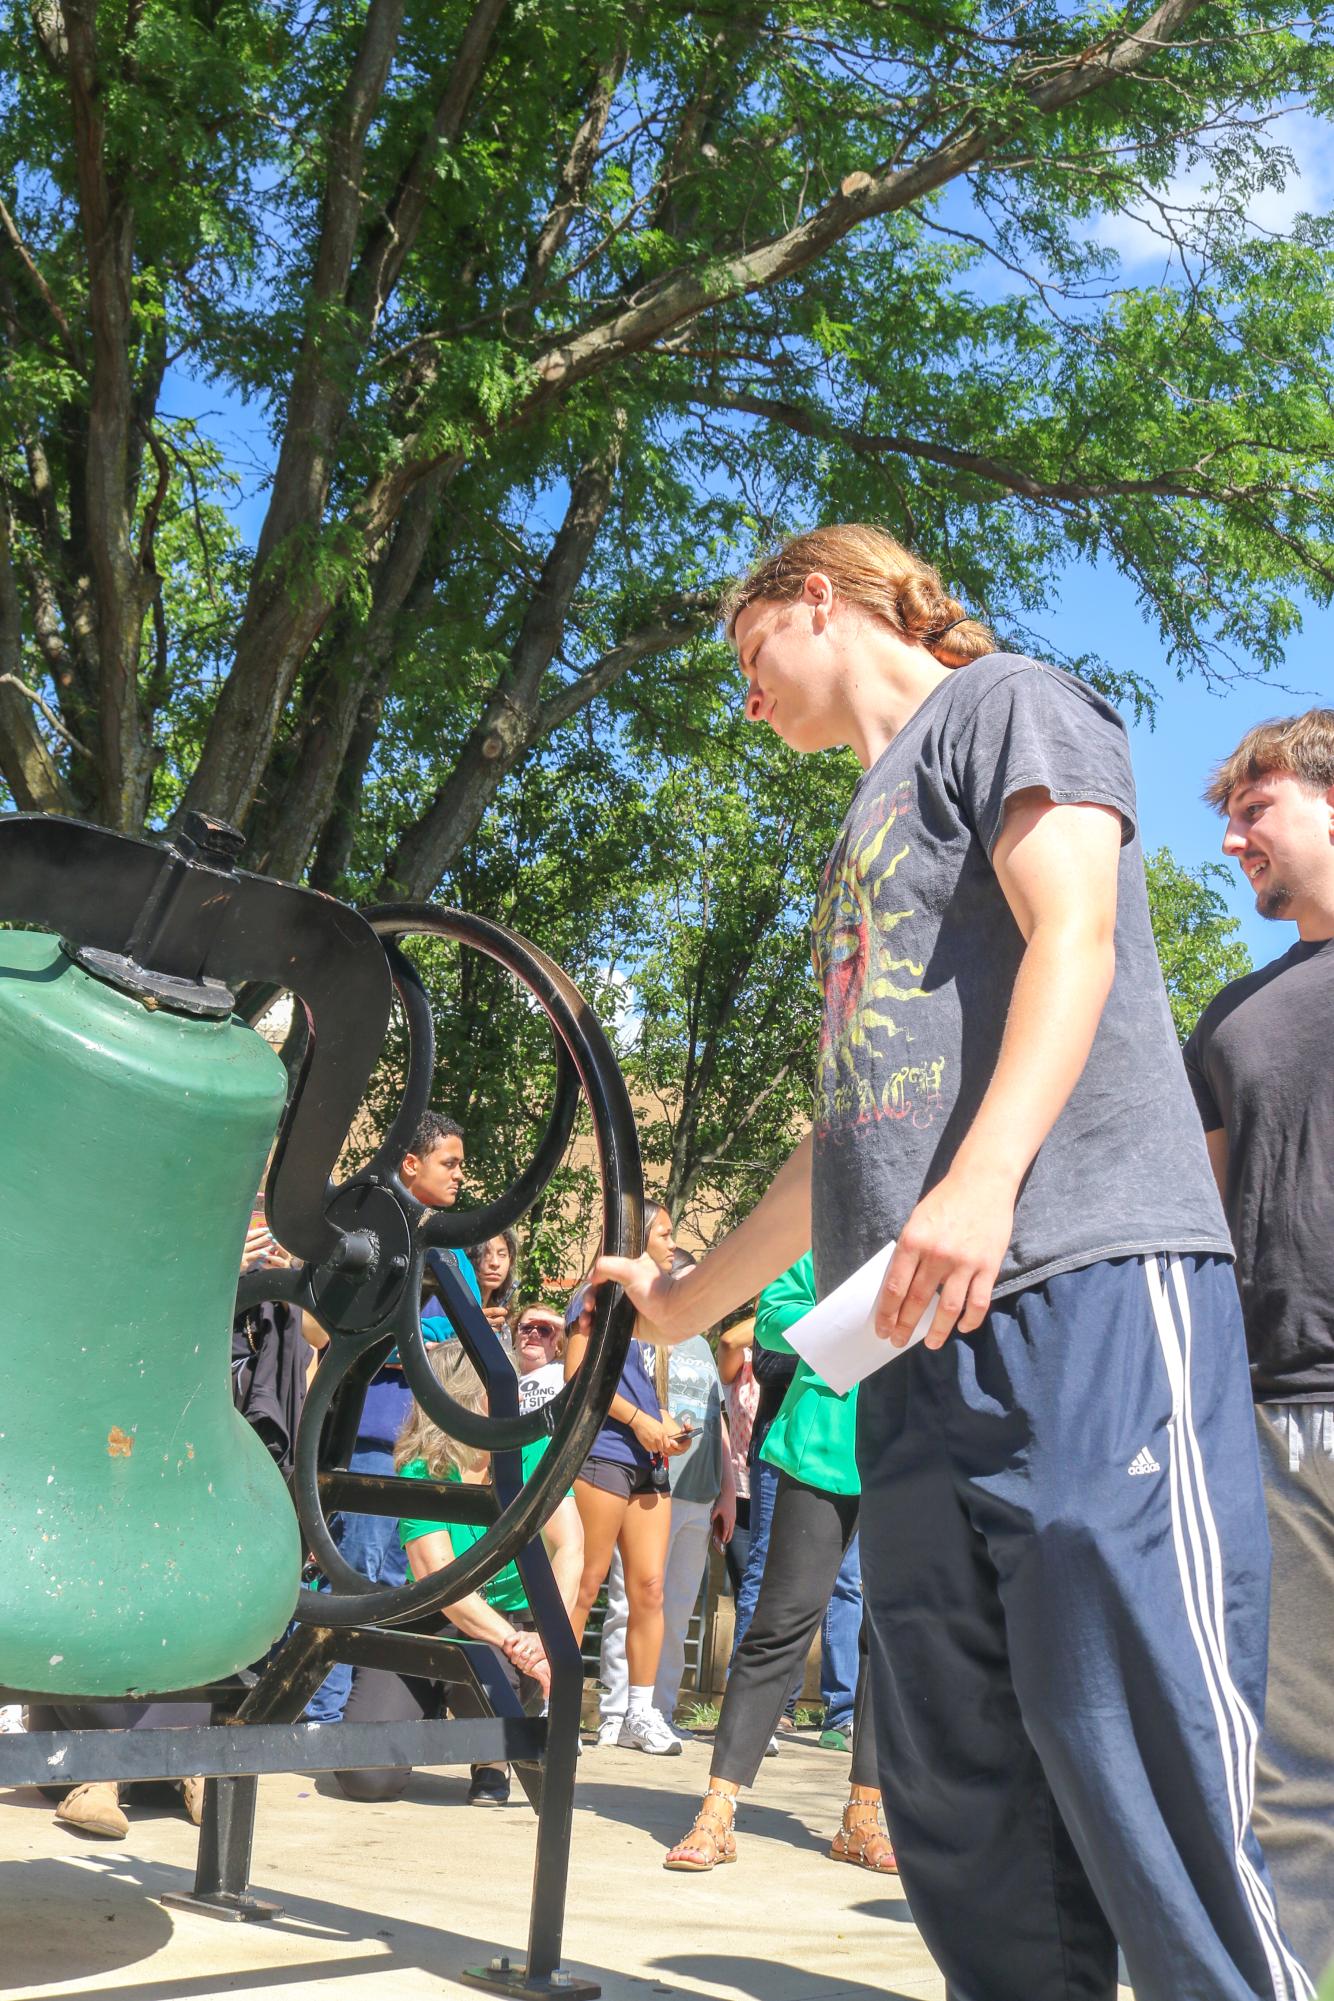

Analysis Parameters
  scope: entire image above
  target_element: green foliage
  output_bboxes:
[1144,847,1253,1040]
[622,663,852,1236]
[0,0,1325,1260]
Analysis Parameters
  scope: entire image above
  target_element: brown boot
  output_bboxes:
[56,1782,128,1839]
[179,1777,206,1826]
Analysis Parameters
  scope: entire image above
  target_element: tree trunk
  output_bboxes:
[0,507,74,812]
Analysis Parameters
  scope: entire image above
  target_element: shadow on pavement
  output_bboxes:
[0,1846,749,2001]
[654,1952,926,2001]
[573,1776,833,1855]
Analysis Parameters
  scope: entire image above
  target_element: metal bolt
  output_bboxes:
[389,1254,408,1272]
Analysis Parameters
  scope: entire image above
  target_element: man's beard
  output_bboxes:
[1257,876,1294,920]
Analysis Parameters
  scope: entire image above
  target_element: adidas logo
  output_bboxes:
[1128,1447,1162,1477]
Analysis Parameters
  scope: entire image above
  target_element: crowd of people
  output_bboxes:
[18,522,1332,2001]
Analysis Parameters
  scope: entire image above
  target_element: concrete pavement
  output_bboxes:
[0,1729,1133,2000]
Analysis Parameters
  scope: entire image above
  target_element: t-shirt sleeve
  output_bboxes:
[397,1457,459,1550]
[1181,1023,1223,1131]
[952,665,1138,859]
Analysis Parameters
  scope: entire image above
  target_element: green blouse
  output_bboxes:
[755,1253,860,1498]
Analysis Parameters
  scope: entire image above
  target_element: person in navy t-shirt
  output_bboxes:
[564,1205,691,1757]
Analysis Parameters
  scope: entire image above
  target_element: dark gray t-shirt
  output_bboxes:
[810,654,1231,1300]
[1183,937,1334,1401]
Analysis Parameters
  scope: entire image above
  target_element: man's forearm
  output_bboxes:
[952,922,1115,1196]
[650,1133,813,1340]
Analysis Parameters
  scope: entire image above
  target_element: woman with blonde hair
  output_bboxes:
[595,1248,736,1747]
[333,1340,580,1806]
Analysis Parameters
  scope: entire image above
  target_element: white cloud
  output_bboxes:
[1091,109,1334,268]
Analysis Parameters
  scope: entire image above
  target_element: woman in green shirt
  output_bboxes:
[665,1254,892,1873]
[332,1341,578,1807]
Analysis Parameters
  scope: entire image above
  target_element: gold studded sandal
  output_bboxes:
[829,1796,898,1873]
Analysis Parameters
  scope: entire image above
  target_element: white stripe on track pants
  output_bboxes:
[858,1251,1310,2001]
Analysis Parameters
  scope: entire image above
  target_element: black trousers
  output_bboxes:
[333,1645,534,1802]
[723,1494,751,1597]
[711,1472,876,1790]
[27,1700,213,1802]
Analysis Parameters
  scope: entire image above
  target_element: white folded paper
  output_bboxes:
[784,1241,938,1395]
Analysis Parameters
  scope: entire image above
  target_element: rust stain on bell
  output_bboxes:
[107,1427,134,1458]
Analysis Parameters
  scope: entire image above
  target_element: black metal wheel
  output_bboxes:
[275,903,643,1630]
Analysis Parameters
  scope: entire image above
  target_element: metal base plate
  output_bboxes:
[160,1889,283,1924]
[460,1960,600,2001]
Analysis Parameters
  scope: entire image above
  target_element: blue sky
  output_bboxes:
[1043,564,1326,969]
[1058,103,1334,968]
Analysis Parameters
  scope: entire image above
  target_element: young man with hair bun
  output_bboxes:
[600,525,1308,2001]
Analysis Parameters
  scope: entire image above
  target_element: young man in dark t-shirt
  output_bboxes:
[602,526,1308,2001]
[305,1111,483,1723]
[1184,710,1334,1980]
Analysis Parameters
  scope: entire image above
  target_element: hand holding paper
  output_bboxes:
[784,1241,940,1396]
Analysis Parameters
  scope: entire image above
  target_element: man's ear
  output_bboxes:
[400,1151,421,1182]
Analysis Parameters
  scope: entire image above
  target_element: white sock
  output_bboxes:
[628,1685,654,1717]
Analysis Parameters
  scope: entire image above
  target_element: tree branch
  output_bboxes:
[183,0,510,829]
[352,0,510,334]
[65,0,154,826]
[528,0,1215,393]
[250,0,407,578]
[0,193,81,365]
[535,593,718,738]
[695,390,1321,505]
[379,423,625,896]
[522,39,627,300]
[0,505,78,812]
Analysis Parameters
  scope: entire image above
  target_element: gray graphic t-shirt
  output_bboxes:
[645,1335,724,1504]
[810,654,1230,1300]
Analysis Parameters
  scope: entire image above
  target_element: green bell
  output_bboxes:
[0,811,392,1700]
[0,930,299,1697]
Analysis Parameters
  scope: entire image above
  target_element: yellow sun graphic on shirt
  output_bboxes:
[811,780,945,1132]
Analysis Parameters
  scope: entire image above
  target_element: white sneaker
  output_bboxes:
[618,1707,683,1755]
[594,1714,625,1747]
[764,1734,779,1757]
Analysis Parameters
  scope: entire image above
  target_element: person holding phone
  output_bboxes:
[597,1248,736,1745]
[470,1229,520,1336]
[565,1205,691,1755]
